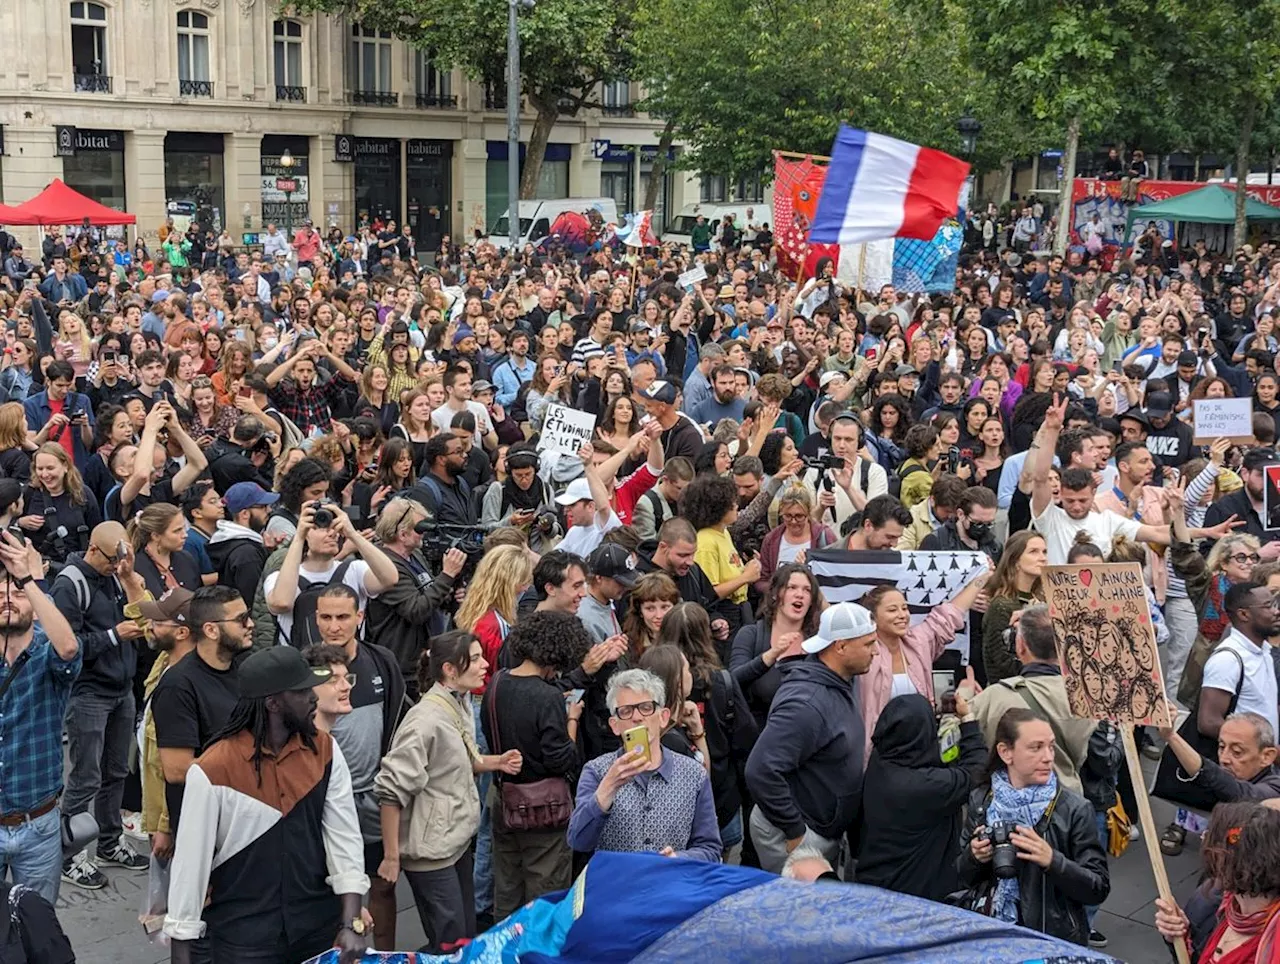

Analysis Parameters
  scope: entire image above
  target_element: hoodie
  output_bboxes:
[744,656,864,840]
[856,694,987,901]
[207,521,269,608]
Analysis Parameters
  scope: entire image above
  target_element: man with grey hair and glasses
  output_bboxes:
[1158,710,1280,803]
[566,669,721,862]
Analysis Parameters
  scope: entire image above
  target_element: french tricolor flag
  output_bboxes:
[809,126,970,245]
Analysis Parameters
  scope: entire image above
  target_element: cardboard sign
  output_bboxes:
[1044,563,1169,726]
[538,402,596,455]
[1192,397,1254,444]
[677,264,707,290]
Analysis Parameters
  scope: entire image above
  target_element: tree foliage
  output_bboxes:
[295,0,633,198]
[632,0,1035,182]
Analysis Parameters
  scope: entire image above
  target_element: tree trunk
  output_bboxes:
[643,120,676,212]
[1234,98,1256,247]
[1053,114,1081,256]
[519,105,558,200]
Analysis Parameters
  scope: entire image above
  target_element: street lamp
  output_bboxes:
[507,0,535,253]
[276,148,297,241]
[956,111,982,158]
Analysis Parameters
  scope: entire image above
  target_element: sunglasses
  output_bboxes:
[213,612,253,627]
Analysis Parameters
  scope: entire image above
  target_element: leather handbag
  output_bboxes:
[487,671,572,832]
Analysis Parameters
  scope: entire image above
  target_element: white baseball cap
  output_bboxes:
[554,477,593,506]
[802,602,877,654]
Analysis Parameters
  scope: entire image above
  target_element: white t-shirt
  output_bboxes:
[1202,627,1279,735]
[777,535,809,566]
[431,400,492,444]
[263,558,380,643]
[1032,502,1142,566]
[557,510,621,559]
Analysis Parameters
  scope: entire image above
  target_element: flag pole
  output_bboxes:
[774,150,832,163]
[857,245,867,298]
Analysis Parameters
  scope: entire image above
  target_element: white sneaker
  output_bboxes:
[121,811,148,843]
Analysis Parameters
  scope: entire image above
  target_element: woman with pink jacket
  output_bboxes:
[856,572,990,757]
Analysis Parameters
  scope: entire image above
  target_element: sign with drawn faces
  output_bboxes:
[1045,563,1169,726]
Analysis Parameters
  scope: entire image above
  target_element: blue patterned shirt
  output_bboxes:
[0,627,81,814]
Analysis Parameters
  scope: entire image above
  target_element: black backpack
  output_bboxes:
[886,462,928,500]
[286,560,354,648]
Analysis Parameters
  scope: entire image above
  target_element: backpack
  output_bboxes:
[285,560,354,648]
[886,462,927,500]
[54,565,93,611]
[418,473,472,517]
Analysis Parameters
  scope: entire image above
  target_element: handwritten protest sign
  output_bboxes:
[678,264,707,290]
[538,403,596,455]
[1044,562,1169,727]
[1192,397,1253,445]
[1265,464,1280,531]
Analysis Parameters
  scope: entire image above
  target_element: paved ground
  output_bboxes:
[54,755,1188,963]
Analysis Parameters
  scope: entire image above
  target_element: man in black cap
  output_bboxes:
[163,646,370,964]
[578,543,640,645]
[1143,390,1195,466]
[639,380,702,462]
[1205,448,1280,551]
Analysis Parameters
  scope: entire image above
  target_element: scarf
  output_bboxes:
[501,475,546,514]
[1202,572,1232,643]
[1219,892,1280,963]
[986,769,1059,925]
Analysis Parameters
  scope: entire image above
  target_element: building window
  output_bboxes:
[273,20,305,101]
[176,11,211,96]
[70,1,110,92]
[735,172,764,203]
[602,80,632,116]
[700,175,727,203]
[350,24,395,105]
[414,49,455,108]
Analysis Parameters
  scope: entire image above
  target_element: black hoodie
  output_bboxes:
[856,694,987,901]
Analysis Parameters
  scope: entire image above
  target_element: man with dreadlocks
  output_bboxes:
[162,646,371,964]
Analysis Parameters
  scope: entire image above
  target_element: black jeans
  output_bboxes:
[405,851,475,953]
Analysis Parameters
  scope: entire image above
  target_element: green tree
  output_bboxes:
[297,0,633,200]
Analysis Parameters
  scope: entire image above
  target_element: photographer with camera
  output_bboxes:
[207,414,276,493]
[263,498,398,648]
[804,413,887,529]
[0,528,81,904]
[364,497,466,693]
[24,359,94,472]
[956,706,1109,946]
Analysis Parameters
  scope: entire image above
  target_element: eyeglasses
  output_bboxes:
[1229,552,1262,565]
[324,673,355,688]
[213,612,253,627]
[614,700,658,721]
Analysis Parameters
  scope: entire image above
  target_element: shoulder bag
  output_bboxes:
[487,671,572,833]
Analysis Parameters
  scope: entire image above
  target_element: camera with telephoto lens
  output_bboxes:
[413,513,486,582]
[986,820,1019,879]
[309,499,340,528]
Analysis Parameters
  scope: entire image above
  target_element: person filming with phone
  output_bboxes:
[566,668,722,863]
[24,360,95,472]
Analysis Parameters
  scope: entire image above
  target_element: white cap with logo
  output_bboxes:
[802,602,877,654]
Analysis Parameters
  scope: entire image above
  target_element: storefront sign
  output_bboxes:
[591,138,676,164]
[334,135,354,163]
[74,129,124,152]
[261,154,310,222]
[407,139,452,158]
[274,178,298,193]
[55,126,76,157]
[355,138,395,156]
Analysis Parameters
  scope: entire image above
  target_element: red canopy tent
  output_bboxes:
[5,178,136,226]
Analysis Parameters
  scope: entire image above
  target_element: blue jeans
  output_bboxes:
[1085,810,1108,927]
[721,809,744,850]
[473,700,494,918]
[0,806,64,904]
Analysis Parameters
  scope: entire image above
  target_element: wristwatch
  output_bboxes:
[340,917,368,937]
[10,575,32,590]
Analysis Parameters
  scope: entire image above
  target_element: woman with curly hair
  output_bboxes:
[683,474,757,635]
[621,571,680,658]
[694,439,732,478]
[479,611,591,920]
[866,394,912,472]
[730,563,822,729]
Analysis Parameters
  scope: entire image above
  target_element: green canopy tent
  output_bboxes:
[1124,183,1280,248]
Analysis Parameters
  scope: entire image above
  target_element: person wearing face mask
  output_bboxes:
[920,485,1003,559]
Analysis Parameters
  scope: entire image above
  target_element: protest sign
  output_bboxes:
[538,403,596,455]
[1044,562,1168,726]
[1192,397,1253,445]
[1265,464,1280,531]
[1044,562,1186,963]
[678,264,707,290]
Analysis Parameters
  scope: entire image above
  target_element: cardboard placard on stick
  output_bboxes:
[1192,397,1254,445]
[1045,563,1188,964]
[1264,464,1280,532]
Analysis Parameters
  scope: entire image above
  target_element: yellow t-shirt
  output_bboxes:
[696,526,747,604]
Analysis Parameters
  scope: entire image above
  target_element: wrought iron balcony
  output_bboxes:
[179,79,213,97]
[74,73,111,93]
[350,90,399,106]
[602,104,635,117]
[275,84,306,102]
[415,93,458,109]
[483,90,507,110]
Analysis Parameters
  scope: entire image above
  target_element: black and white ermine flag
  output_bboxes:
[808,549,989,662]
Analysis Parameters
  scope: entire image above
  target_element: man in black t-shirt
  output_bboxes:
[149,586,253,830]
[635,517,731,645]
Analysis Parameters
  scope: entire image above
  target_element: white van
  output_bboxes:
[486,197,620,252]
[662,202,773,247]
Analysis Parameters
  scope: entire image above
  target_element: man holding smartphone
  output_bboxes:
[24,360,95,471]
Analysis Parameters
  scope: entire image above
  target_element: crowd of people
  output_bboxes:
[1,206,1280,963]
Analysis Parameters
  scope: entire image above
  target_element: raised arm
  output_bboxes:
[1029,394,1066,518]
[163,410,208,494]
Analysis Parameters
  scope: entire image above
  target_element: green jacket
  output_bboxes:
[1100,315,1137,371]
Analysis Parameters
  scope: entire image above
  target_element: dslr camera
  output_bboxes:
[803,454,844,472]
[309,499,341,528]
[983,820,1020,879]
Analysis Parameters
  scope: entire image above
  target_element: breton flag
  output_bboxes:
[809,126,970,246]
[808,548,989,662]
